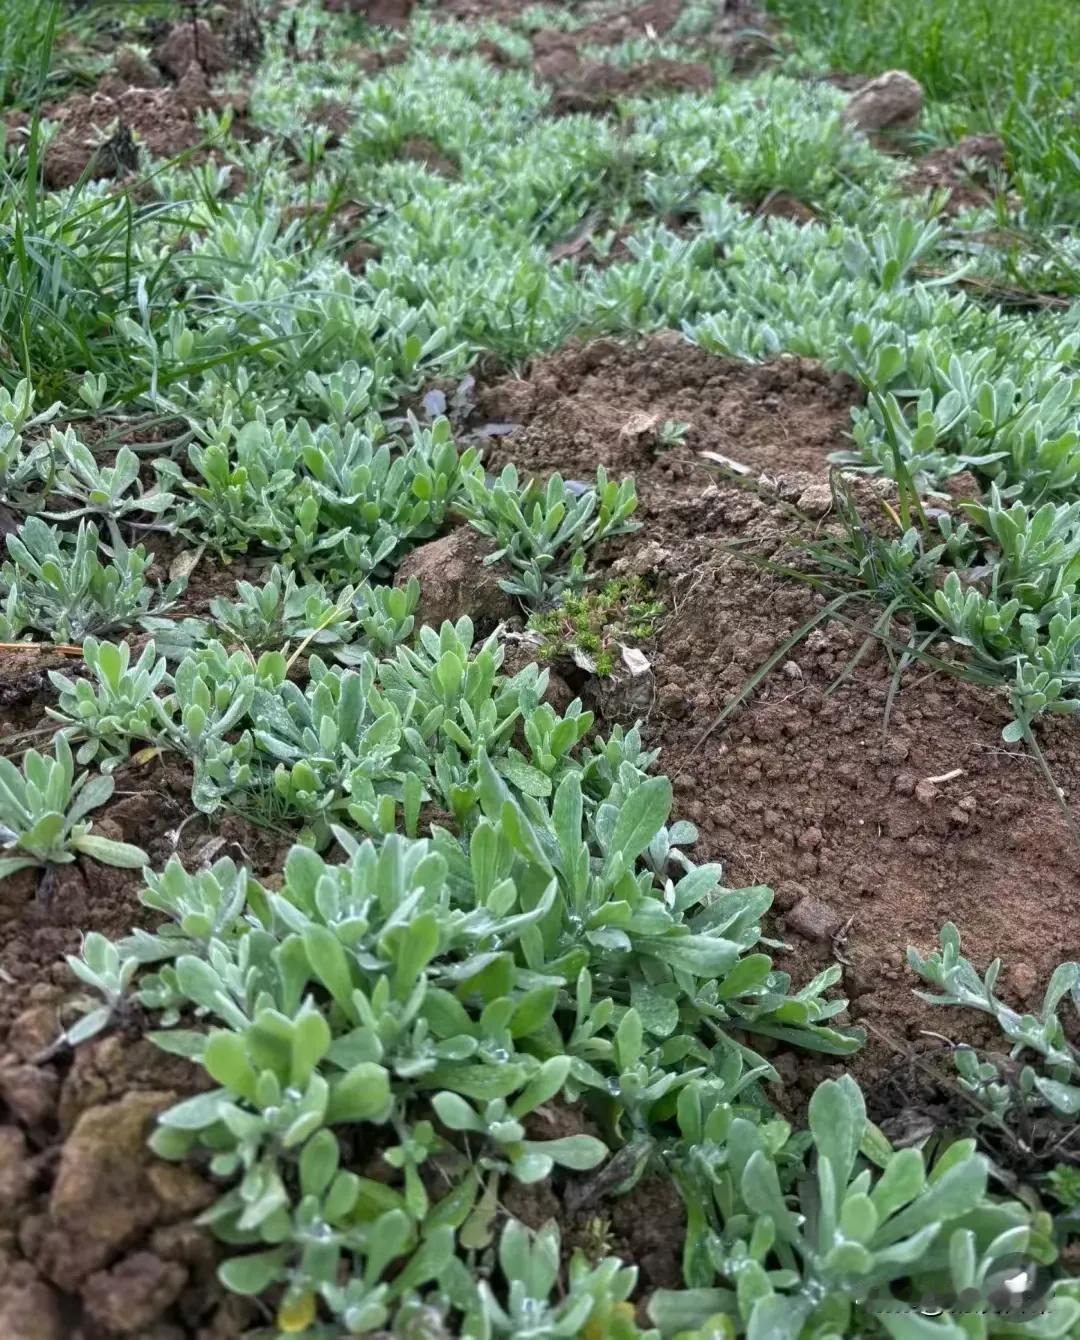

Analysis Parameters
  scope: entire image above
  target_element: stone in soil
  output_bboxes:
[394,528,515,633]
[842,69,923,133]
[39,1090,195,1290]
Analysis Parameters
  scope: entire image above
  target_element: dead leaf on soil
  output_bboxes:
[169,546,204,583]
[698,448,752,475]
[618,409,662,443]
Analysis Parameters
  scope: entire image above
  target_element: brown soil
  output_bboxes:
[4,0,1073,1331]
[152,21,231,81]
[34,88,204,189]
[471,333,1080,1084]
[399,135,459,177]
[0,695,292,1337]
[542,55,715,114]
[324,0,417,25]
[904,134,1008,214]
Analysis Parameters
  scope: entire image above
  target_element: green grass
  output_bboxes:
[768,0,1080,228]
[0,0,59,107]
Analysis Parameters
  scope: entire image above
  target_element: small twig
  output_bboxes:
[863,1018,1034,1155]
[0,641,82,655]
[923,767,965,785]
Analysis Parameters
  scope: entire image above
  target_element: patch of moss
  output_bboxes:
[528,576,663,676]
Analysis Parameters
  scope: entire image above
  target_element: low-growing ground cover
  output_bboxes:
[0,0,1078,1336]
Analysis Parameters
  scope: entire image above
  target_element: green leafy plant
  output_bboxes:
[48,636,169,767]
[465,466,640,602]
[0,735,148,878]
[910,924,1080,1122]
[655,419,690,451]
[653,1073,1078,1338]
[0,517,182,642]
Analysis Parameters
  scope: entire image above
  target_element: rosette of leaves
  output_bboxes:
[464,465,640,602]
[49,636,170,768]
[0,736,148,878]
[0,517,182,642]
[653,1074,1079,1339]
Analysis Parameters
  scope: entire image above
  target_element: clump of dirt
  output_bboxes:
[398,135,459,177]
[324,0,416,25]
[754,190,819,224]
[152,20,231,81]
[538,53,715,114]
[394,527,514,631]
[309,97,355,144]
[35,88,204,189]
[110,46,163,90]
[904,133,1008,214]
[340,40,410,75]
[469,333,1080,1086]
[474,332,860,512]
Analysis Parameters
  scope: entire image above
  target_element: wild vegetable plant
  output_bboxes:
[0,735,147,878]
[910,924,1080,1123]
[48,636,169,767]
[0,517,182,642]
[652,1073,1079,1337]
[66,715,863,1332]
[465,465,639,602]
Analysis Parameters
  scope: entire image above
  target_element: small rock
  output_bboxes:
[0,1127,37,1225]
[393,528,514,633]
[795,482,833,518]
[0,1064,58,1128]
[785,896,841,944]
[83,1253,188,1336]
[842,70,923,133]
[773,881,807,912]
[914,778,937,807]
[40,1090,176,1290]
[0,1263,65,1340]
[1010,962,1039,1002]
[796,825,822,851]
[881,737,909,764]
[7,1006,59,1061]
[894,771,916,796]
[781,660,803,680]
